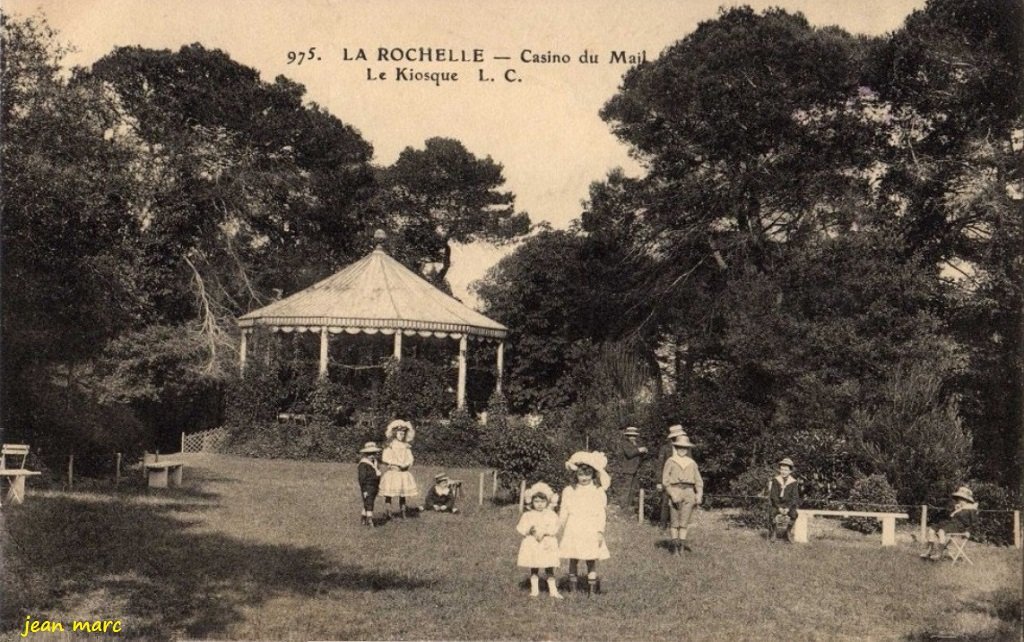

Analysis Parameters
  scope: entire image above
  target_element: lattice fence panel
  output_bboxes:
[182,427,229,453]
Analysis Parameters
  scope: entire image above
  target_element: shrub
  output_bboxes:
[964,480,1021,546]
[224,418,353,462]
[848,361,971,506]
[480,416,570,495]
[377,357,451,420]
[843,474,899,533]
[728,465,775,528]
[411,410,483,467]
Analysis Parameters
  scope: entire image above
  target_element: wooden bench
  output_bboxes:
[143,454,185,489]
[793,509,909,546]
[1,444,40,506]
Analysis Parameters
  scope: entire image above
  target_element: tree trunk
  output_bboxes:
[434,240,453,290]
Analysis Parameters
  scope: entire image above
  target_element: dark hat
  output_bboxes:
[434,472,450,484]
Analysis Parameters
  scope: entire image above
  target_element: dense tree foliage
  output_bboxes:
[375,137,530,288]
[478,2,1022,499]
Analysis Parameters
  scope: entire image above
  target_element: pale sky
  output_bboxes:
[8,0,925,304]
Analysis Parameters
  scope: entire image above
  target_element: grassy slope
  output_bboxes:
[1,454,1020,641]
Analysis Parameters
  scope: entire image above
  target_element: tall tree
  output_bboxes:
[377,137,529,288]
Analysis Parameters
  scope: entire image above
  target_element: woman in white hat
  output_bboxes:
[559,451,612,595]
[357,441,383,526]
[920,486,979,560]
[662,433,703,555]
[379,419,419,519]
[767,457,801,540]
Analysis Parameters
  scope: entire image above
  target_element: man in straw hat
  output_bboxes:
[610,426,649,509]
[357,442,382,526]
[656,425,688,529]
[662,431,703,554]
[920,486,979,560]
[767,457,801,540]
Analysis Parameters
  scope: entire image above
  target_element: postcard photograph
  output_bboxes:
[1,0,1021,640]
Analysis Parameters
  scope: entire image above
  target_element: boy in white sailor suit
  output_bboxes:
[767,457,801,540]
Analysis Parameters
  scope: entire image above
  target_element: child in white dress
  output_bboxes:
[515,482,563,598]
[559,451,611,596]
[379,419,418,519]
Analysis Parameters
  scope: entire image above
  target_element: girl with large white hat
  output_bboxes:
[559,451,612,596]
[379,419,418,519]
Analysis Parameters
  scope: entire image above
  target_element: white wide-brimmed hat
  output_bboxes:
[671,434,696,449]
[525,481,559,507]
[565,451,611,489]
[622,426,640,437]
[359,441,382,454]
[385,419,415,442]
[667,424,687,439]
[951,486,975,503]
[778,457,795,469]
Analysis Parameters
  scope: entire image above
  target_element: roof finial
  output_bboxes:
[373,229,387,251]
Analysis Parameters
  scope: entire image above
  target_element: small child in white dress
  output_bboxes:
[559,451,611,596]
[515,482,563,598]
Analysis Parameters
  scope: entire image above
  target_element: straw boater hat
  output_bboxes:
[667,424,687,439]
[359,441,382,454]
[778,457,795,469]
[525,481,559,507]
[622,426,640,437]
[565,451,612,488]
[385,419,415,442]
[951,486,975,503]
[671,433,696,449]
[434,472,450,484]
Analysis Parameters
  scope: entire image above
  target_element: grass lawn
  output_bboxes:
[2,453,1020,641]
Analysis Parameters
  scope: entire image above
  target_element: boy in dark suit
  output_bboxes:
[357,442,382,526]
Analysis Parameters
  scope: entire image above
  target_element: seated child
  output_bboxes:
[920,486,978,560]
[422,473,459,513]
[767,457,801,540]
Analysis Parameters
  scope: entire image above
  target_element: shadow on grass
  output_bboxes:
[2,493,435,640]
[903,587,1024,641]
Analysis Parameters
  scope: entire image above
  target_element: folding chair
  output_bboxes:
[944,532,973,565]
[1,444,29,470]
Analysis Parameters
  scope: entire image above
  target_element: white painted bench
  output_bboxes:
[143,454,185,489]
[793,509,909,546]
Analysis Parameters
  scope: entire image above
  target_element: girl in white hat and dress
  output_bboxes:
[559,451,611,595]
[379,419,418,519]
[515,482,563,598]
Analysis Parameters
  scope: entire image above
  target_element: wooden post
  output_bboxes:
[920,505,927,544]
[492,470,498,498]
[115,453,122,485]
[180,431,185,454]
[393,331,402,360]
[639,488,645,524]
[478,472,484,506]
[495,341,504,395]
[67,454,74,491]
[239,329,248,374]
[318,327,329,378]
[456,335,468,409]
[1014,510,1021,549]
[518,479,526,513]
